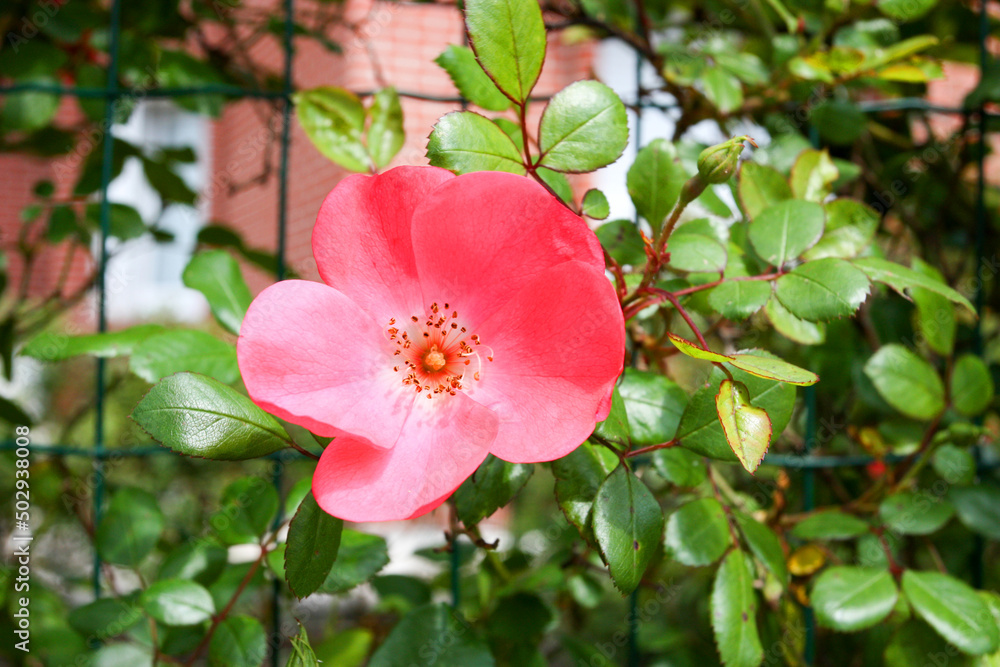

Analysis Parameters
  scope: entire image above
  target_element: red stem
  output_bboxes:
[627,439,677,457]
[658,290,708,348]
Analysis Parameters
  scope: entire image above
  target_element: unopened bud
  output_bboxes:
[696,135,756,184]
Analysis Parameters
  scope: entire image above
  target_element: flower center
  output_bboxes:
[385,302,493,399]
[422,346,447,372]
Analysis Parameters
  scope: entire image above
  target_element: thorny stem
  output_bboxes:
[604,248,628,302]
[465,524,512,582]
[286,440,320,460]
[590,433,629,466]
[623,271,783,315]
[657,290,708,348]
[626,439,677,458]
[891,410,945,493]
[923,537,948,573]
[873,527,903,577]
[183,535,275,666]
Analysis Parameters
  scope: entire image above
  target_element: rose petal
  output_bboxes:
[237,280,410,447]
[595,385,615,422]
[411,172,604,325]
[471,260,625,462]
[313,166,454,323]
[312,392,498,521]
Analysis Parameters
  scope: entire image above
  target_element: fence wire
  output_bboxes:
[0,0,994,664]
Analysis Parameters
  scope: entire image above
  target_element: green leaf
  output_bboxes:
[803,199,879,261]
[596,219,646,266]
[666,333,731,363]
[464,0,546,103]
[85,202,146,240]
[871,35,940,66]
[581,188,610,219]
[879,491,954,535]
[427,111,525,174]
[748,200,825,267]
[315,629,374,667]
[667,233,728,273]
[703,67,744,114]
[628,139,687,225]
[454,454,534,525]
[294,87,370,172]
[664,498,731,566]
[141,579,215,627]
[0,395,32,427]
[677,359,796,461]
[791,510,869,540]
[715,51,769,85]
[932,444,976,486]
[789,149,839,202]
[811,100,867,146]
[853,257,975,315]
[287,625,320,667]
[91,644,154,667]
[863,344,945,420]
[765,297,826,345]
[877,0,936,22]
[129,330,239,385]
[143,158,198,206]
[157,50,226,116]
[367,87,405,169]
[488,592,553,643]
[47,205,79,243]
[319,530,389,593]
[734,513,788,585]
[159,541,228,587]
[651,447,706,487]
[774,258,871,321]
[738,162,792,220]
[182,250,253,335]
[729,352,819,386]
[951,354,994,416]
[20,324,165,361]
[537,166,574,204]
[20,204,42,223]
[197,224,284,277]
[538,81,628,173]
[372,576,432,612]
[902,570,1000,655]
[811,567,898,631]
[711,550,763,667]
[884,621,969,667]
[285,492,344,599]
[369,603,494,666]
[434,45,511,111]
[716,379,773,474]
[68,596,143,640]
[617,368,688,445]
[132,372,292,460]
[708,279,772,321]
[212,477,280,545]
[1,78,59,132]
[593,465,664,594]
[948,485,1000,540]
[95,487,165,567]
[912,278,956,357]
[553,442,619,537]
[593,385,631,446]
[209,616,266,667]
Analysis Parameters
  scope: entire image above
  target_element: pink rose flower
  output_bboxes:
[237,166,624,521]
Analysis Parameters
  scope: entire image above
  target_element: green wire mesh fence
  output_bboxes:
[0,0,995,664]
